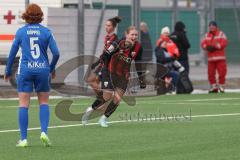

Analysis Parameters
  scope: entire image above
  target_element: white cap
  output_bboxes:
[161,26,170,34]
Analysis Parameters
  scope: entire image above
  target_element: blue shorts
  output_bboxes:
[17,72,50,93]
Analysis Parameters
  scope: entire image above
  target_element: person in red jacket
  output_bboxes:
[155,26,184,92]
[156,27,180,58]
[201,21,228,93]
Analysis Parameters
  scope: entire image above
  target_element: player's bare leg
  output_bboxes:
[82,90,112,126]
[86,72,103,99]
[99,88,125,127]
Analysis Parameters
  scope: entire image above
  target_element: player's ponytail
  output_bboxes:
[108,16,122,28]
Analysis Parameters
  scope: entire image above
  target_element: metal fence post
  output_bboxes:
[172,0,178,30]
[209,0,215,20]
[78,0,85,87]
[25,0,29,7]
[132,0,141,40]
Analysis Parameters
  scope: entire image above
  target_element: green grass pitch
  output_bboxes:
[0,93,240,160]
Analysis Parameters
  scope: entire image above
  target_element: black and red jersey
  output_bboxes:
[104,33,118,51]
[99,33,118,68]
[109,40,142,79]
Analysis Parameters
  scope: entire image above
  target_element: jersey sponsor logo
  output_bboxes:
[27,61,46,69]
[118,54,131,63]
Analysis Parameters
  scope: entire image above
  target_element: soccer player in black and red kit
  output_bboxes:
[86,16,121,99]
[82,26,143,127]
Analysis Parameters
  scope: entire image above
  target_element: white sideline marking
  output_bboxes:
[0,88,240,101]
[0,103,90,108]
[185,97,240,102]
[1,97,240,108]
[136,97,240,102]
[1,101,240,109]
[0,112,240,133]
[0,96,89,101]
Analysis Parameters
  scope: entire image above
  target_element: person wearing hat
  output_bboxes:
[201,21,228,93]
[155,26,181,94]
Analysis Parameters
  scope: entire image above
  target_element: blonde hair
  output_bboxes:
[125,26,137,34]
[140,22,148,32]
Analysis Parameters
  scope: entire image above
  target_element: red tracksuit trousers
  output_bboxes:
[208,60,227,85]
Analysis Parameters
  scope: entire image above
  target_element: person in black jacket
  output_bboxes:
[170,21,193,94]
[140,22,153,62]
[170,21,191,73]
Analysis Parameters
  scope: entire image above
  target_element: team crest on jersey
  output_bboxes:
[104,81,108,87]
[131,52,136,57]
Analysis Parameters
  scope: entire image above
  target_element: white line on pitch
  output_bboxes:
[185,97,240,102]
[1,97,240,108]
[0,112,240,134]
[1,102,240,109]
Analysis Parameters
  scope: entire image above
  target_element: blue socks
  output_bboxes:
[18,104,49,140]
[18,107,28,140]
[39,104,50,134]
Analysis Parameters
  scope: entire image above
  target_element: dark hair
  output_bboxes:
[174,21,185,32]
[108,16,121,28]
[22,4,43,24]
[209,21,218,27]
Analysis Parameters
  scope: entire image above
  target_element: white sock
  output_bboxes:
[101,115,107,120]
[86,106,93,112]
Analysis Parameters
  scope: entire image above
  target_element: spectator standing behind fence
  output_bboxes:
[140,22,153,62]
[201,21,228,93]
[170,21,192,94]
[130,22,151,90]
[170,21,191,73]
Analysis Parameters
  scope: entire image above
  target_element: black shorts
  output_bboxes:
[110,73,129,92]
[101,68,113,90]
[101,70,129,92]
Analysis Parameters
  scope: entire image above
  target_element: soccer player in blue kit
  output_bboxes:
[4,4,60,147]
